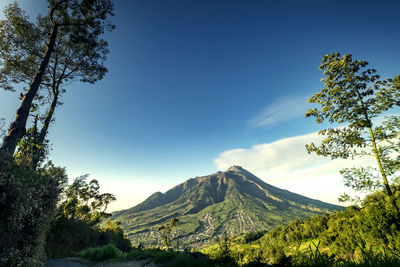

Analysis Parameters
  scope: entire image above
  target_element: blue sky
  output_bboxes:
[1,0,400,211]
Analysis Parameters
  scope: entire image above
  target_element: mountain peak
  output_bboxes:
[226,165,249,173]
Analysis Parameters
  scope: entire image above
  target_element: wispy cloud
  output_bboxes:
[248,96,308,129]
[214,131,376,204]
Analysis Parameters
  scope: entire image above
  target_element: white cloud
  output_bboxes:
[214,131,377,205]
[248,96,308,129]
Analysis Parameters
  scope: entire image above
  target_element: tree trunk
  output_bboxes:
[1,25,58,155]
[368,126,400,219]
[31,90,59,169]
[355,89,400,219]
[39,91,58,144]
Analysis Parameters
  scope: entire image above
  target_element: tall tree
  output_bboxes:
[17,7,110,168]
[305,53,400,217]
[57,175,116,225]
[157,218,180,248]
[0,0,114,155]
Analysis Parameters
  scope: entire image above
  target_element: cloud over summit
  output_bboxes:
[214,131,376,204]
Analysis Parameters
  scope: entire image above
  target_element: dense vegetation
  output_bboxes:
[45,176,131,258]
[0,152,64,266]
[202,184,400,266]
[77,244,222,267]
[0,146,129,265]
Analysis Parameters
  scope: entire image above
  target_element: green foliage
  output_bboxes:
[77,245,230,267]
[306,53,398,125]
[218,231,232,259]
[214,232,239,266]
[57,175,116,225]
[242,230,267,243]
[0,3,41,91]
[157,217,180,248]
[76,243,123,262]
[0,152,66,266]
[161,252,215,267]
[291,240,336,266]
[46,176,130,258]
[14,116,50,169]
[45,216,129,258]
[201,186,400,266]
[306,53,400,215]
[0,0,115,155]
[100,219,131,252]
[0,0,114,91]
[46,216,100,258]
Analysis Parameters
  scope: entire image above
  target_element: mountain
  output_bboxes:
[113,166,343,247]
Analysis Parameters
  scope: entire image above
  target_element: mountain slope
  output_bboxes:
[113,166,343,247]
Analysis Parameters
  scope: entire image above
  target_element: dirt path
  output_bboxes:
[93,259,158,267]
[44,258,86,267]
[44,257,158,267]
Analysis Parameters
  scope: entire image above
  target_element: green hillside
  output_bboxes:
[113,166,343,247]
[201,184,400,266]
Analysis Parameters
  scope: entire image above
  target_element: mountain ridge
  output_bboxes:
[113,166,343,247]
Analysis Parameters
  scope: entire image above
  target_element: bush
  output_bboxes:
[45,179,131,258]
[243,230,267,243]
[163,252,215,267]
[100,219,131,252]
[77,243,123,262]
[46,217,131,258]
[45,217,100,258]
[0,152,64,266]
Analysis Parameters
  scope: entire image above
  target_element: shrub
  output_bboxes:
[77,243,123,262]
[45,217,100,258]
[45,178,130,258]
[243,230,267,243]
[0,152,64,266]
[46,217,131,258]
[163,252,215,267]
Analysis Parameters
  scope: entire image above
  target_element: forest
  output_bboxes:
[0,0,400,266]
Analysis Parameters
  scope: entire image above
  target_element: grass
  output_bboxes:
[290,243,400,267]
[76,244,231,266]
[76,243,124,262]
[76,242,400,267]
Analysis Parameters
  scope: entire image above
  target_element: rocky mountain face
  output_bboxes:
[113,166,343,248]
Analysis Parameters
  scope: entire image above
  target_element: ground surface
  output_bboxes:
[44,257,158,267]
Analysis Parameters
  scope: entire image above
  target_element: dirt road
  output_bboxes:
[44,257,158,267]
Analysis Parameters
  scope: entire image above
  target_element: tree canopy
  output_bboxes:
[157,217,180,248]
[0,0,114,156]
[57,175,116,225]
[306,53,400,216]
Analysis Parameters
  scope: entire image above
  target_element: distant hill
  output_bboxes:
[113,166,343,247]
